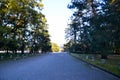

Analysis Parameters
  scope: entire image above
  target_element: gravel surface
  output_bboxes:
[0,52,119,80]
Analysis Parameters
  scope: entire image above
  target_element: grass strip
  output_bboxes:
[70,53,120,77]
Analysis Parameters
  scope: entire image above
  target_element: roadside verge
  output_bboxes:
[70,53,120,78]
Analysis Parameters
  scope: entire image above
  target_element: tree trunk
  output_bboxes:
[21,42,25,54]
[101,54,108,59]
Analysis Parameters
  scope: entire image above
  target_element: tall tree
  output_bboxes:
[0,0,51,53]
[66,0,120,55]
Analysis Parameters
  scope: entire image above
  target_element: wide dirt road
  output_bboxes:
[0,52,119,80]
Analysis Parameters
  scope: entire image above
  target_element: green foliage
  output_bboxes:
[66,0,120,54]
[51,43,60,52]
[71,53,120,76]
[64,40,74,52]
[0,0,51,53]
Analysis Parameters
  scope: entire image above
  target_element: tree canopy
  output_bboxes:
[51,42,60,52]
[0,0,51,53]
[65,0,120,55]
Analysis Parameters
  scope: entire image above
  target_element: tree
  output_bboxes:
[64,40,74,52]
[67,0,120,56]
[51,43,60,52]
[0,0,51,54]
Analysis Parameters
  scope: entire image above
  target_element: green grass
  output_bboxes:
[71,53,120,76]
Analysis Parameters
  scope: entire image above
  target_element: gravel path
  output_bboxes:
[0,52,119,80]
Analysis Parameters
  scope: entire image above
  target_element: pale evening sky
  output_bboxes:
[42,0,72,46]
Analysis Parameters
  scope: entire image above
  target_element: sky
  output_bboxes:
[42,0,72,46]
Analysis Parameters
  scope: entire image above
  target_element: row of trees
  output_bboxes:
[0,0,51,54]
[65,0,120,56]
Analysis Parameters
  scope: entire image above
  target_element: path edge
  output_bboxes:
[70,53,120,78]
